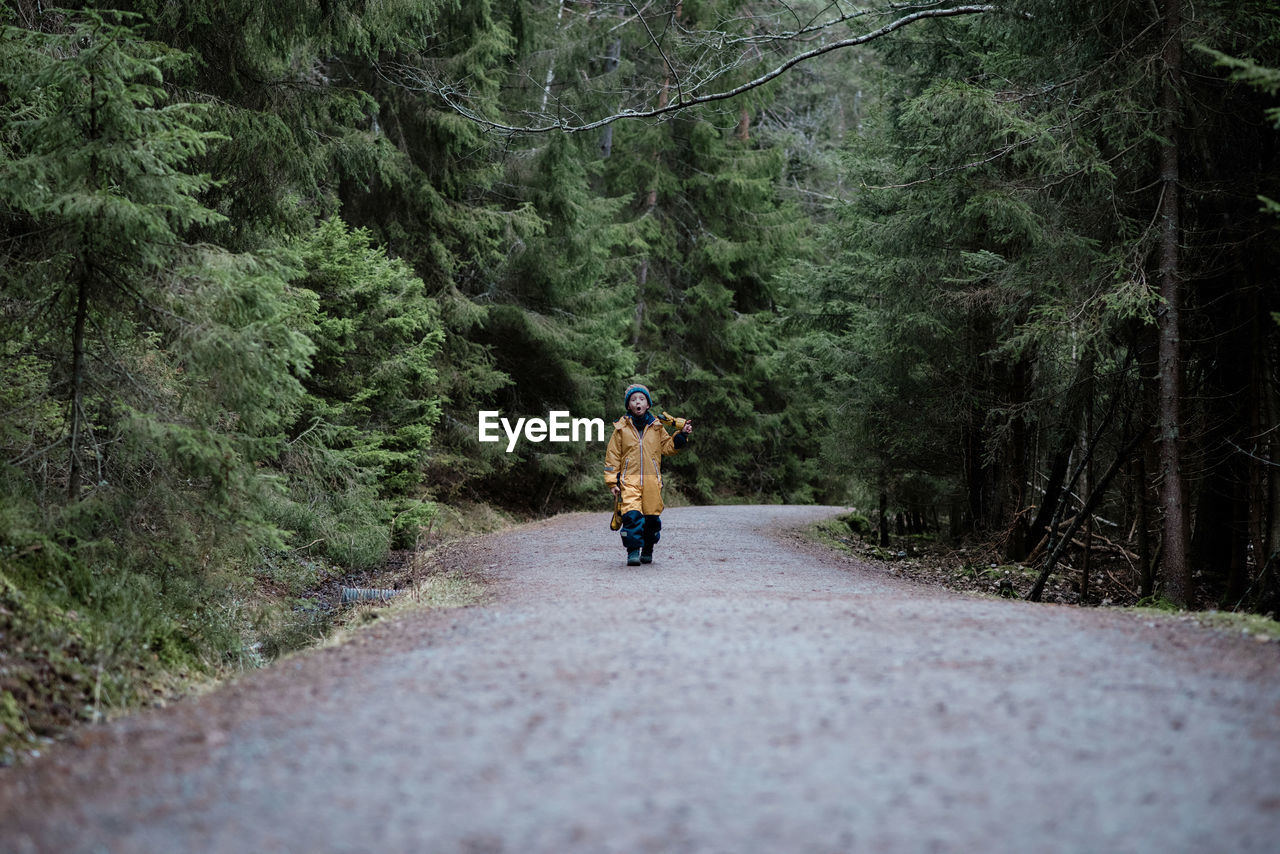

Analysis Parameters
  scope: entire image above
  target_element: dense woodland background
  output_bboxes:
[2,1,1279,749]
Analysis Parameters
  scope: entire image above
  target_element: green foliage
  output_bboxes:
[455,133,639,509]
[10,0,1275,751]
[442,1,836,507]
[0,10,331,750]
[290,217,444,496]
[779,3,1172,534]
[839,512,873,538]
[1134,596,1185,613]
[778,0,1280,621]
[594,110,825,504]
[258,219,448,570]
[0,12,223,256]
[1,10,305,532]
[390,500,440,550]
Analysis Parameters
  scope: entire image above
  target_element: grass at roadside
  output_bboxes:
[1128,604,1280,642]
[319,567,487,650]
[0,501,508,767]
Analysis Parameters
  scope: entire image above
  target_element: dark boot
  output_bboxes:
[626,550,641,566]
[640,545,653,564]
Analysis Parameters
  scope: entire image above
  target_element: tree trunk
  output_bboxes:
[1137,352,1159,599]
[634,65,668,343]
[540,0,568,113]
[1156,0,1191,607]
[644,70,670,212]
[67,277,89,501]
[1260,324,1280,612]
[1004,357,1032,561]
[1080,386,1095,602]
[598,37,622,158]
[69,67,100,501]
[1243,292,1267,606]
[1028,430,1147,602]
[878,488,889,547]
[632,259,648,346]
[1029,444,1071,549]
[1136,450,1154,598]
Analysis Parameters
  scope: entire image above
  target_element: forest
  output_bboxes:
[2,1,1279,751]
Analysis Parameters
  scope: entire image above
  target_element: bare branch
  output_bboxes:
[704,1,912,49]
[629,1,685,104]
[382,4,998,136]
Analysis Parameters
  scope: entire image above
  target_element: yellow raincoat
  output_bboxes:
[603,414,684,516]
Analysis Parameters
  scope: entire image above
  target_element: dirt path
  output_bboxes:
[3,505,1279,853]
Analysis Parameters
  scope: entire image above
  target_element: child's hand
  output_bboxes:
[611,485,621,498]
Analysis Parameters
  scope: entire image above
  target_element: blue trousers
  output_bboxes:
[619,510,661,553]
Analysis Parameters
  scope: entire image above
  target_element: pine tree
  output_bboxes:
[1,10,310,504]
[614,110,818,501]
[463,133,638,510]
[0,10,314,675]
[784,0,1280,608]
[275,217,446,561]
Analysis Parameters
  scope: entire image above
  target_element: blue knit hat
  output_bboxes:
[623,383,652,408]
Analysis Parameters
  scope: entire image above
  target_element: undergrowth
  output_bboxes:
[807,517,1280,635]
[0,501,509,766]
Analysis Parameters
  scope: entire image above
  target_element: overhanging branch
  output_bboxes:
[382,4,998,136]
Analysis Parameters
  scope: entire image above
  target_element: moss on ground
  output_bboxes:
[1128,606,1280,641]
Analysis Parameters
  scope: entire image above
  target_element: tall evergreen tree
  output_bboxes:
[0,10,314,675]
[607,109,820,501]
[785,0,1280,607]
[0,9,310,512]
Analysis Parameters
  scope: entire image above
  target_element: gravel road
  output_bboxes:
[2,505,1279,853]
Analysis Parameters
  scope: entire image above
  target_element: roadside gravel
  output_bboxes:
[2,505,1278,853]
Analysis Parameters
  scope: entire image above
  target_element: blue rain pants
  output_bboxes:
[619,510,661,553]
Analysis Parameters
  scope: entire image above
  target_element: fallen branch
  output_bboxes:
[1027,427,1148,602]
[1067,532,1139,563]
[1103,566,1140,599]
[1028,516,1138,566]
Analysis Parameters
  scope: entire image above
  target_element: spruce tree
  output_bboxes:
[277,217,446,561]
[0,10,314,674]
[0,10,310,507]
[785,0,1280,608]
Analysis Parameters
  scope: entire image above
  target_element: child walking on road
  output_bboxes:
[604,383,694,566]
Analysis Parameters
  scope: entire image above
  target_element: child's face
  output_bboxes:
[627,392,650,416]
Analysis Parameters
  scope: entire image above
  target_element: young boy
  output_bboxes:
[604,383,694,566]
